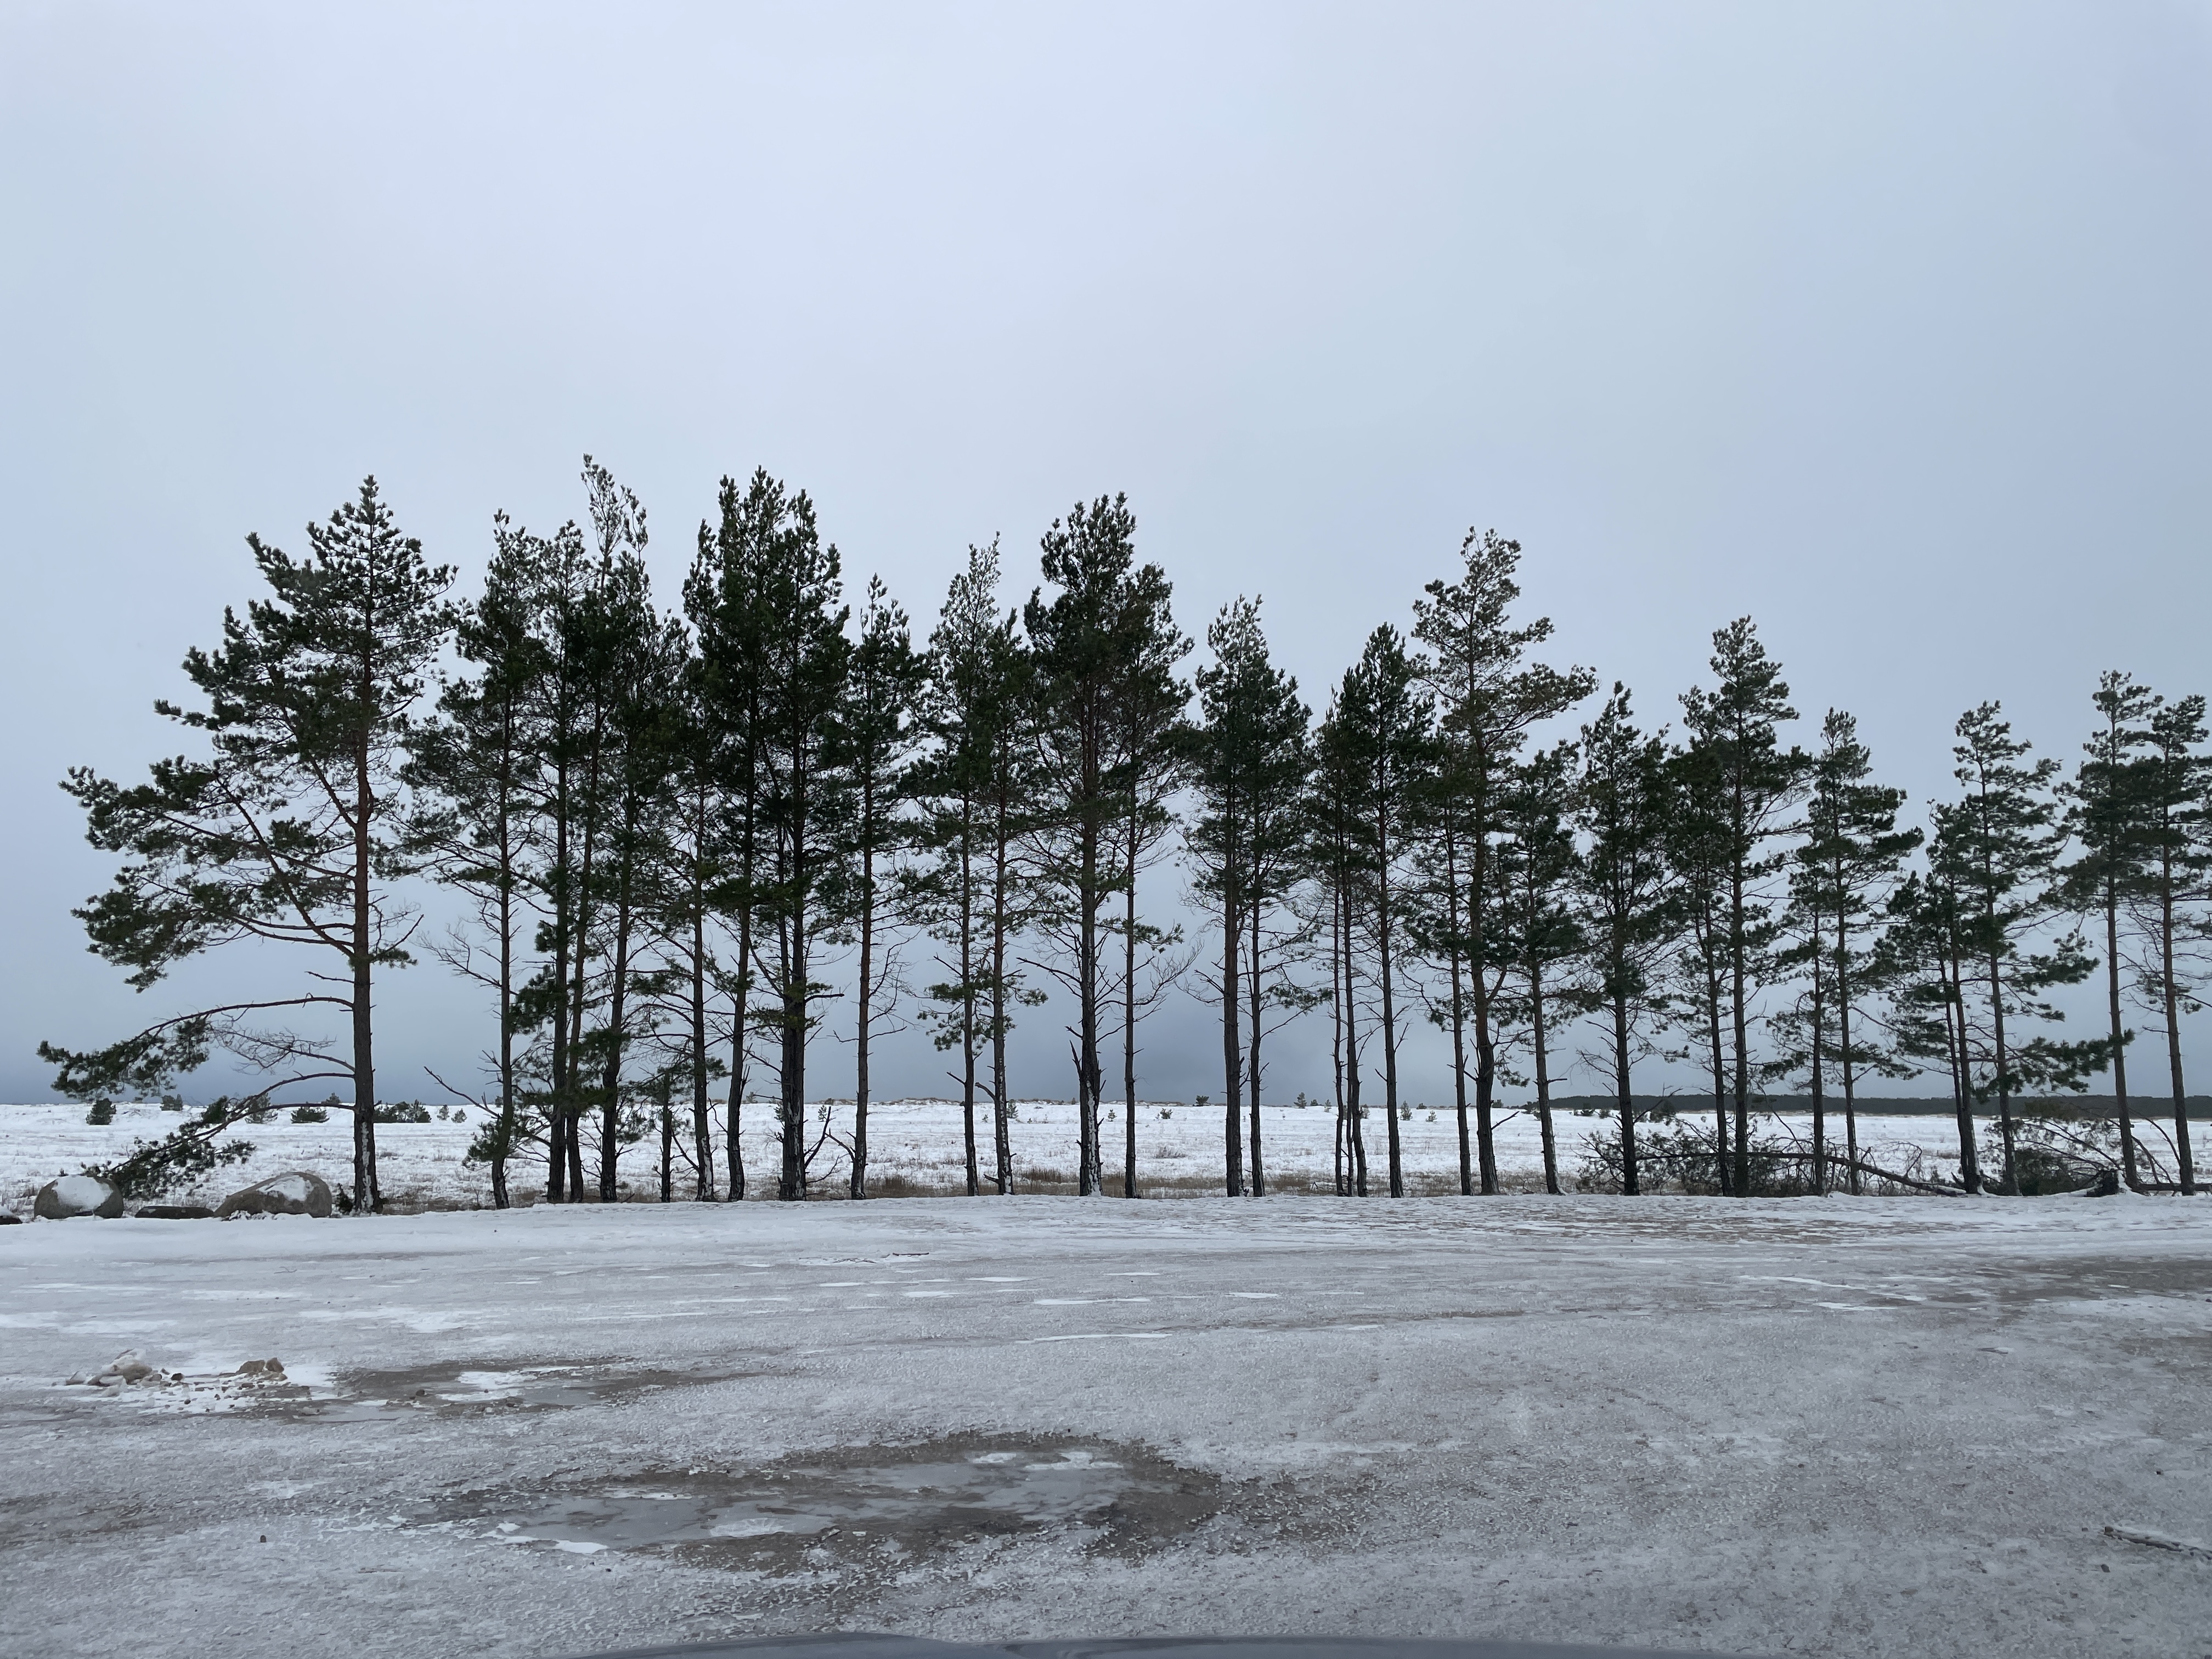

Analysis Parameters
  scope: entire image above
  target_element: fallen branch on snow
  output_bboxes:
[2106,1525,2212,1562]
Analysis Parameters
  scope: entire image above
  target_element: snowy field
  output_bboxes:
[3,1099,1987,1215]
[3,1187,2210,1659]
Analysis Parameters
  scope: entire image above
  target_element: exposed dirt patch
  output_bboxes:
[421,1432,1223,1573]
[321,1358,741,1420]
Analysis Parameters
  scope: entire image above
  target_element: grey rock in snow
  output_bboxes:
[35,1176,124,1220]
[217,1171,332,1219]
[137,1203,216,1220]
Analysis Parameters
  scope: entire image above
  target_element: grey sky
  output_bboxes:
[3,3,2208,1107]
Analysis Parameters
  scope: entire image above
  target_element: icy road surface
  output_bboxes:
[2,1195,2209,1659]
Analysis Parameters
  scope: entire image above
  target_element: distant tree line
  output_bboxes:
[43,466,2212,1206]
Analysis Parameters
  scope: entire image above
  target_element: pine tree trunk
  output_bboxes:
[2106,877,2139,1189]
[1444,829,1472,1197]
[1835,895,1860,1197]
[727,787,755,1203]
[777,758,811,1201]
[1222,883,1243,1198]
[1613,989,1638,1195]
[960,823,982,1199]
[991,806,1015,1195]
[598,839,640,1204]
[351,703,380,1212]
[1331,878,1347,1197]
[1471,834,1499,1194]
[780,893,809,1203]
[1248,892,1266,1198]
[1989,942,2017,1193]
[1078,814,1101,1196]
[691,898,713,1202]
[1945,944,1981,1193]
[493,761,516,1211]
[567,716,605,1204]
[1124,820,1141,1200]
[855,823,875,1202]
[1730,862,1751,1199]
[1532,955,1558,1197]
[1703,917,1731,1195]
[659,1092,673,1202]
[1808,941,1826,1198]
[547,784,571,1206]
[2162,857,2196,1193]
[1342,879,1368,1197]
[1378,804,1404,1199]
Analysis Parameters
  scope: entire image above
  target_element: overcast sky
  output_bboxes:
[3,2,2208,1109]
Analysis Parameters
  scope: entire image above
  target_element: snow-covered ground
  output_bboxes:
[2,1099,1983,1215]
[2,1187,2208,1659]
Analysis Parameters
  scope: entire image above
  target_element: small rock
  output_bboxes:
[0,1213,23,1225]
[35,1176,124,1221]
[216,1172,332,1220]
[137,1203,216,1221]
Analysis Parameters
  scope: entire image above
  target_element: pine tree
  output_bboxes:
[651,639,730,1203]
[1024,495,1178,1195]
[687,470,792,1200]
[1412,530,1592,1195]
[1187,598,1312,1197]
[1876,870,1984,1190]
[1496,743,1583,1194]
[1667,742,1741,1193]
[748,482,853,1201]
[2131,695,2211,1192]
[48,478,455,1211]
[1108,578,1192,1200]
[1567,686,1680,1196]
[505,508,627,1203]
[915,540,1042,1195]
[1309,695,1373,1196]
[577,461,681,1204]
[406,510,555,1208]
[1932,702,2103,1192]
[1776,710,1920,1192]
[2061,673,2159,1189]
[840,576,924,1199]
[1678,619,1805,1197]
[1329,626,1434,1198]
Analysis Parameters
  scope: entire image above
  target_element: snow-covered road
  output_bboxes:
[3,1194,2208,1659]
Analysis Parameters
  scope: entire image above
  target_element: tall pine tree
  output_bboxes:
[49,478,455,1210]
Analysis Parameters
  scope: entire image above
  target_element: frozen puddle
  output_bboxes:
[427,1434,1220,1568]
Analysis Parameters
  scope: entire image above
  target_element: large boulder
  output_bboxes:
[217,1171,332,1219]
[36,1176,124,1220]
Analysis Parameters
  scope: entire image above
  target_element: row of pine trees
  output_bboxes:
[46,464,2210,1209]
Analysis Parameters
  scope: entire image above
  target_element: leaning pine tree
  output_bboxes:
[43,478,455,1209]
